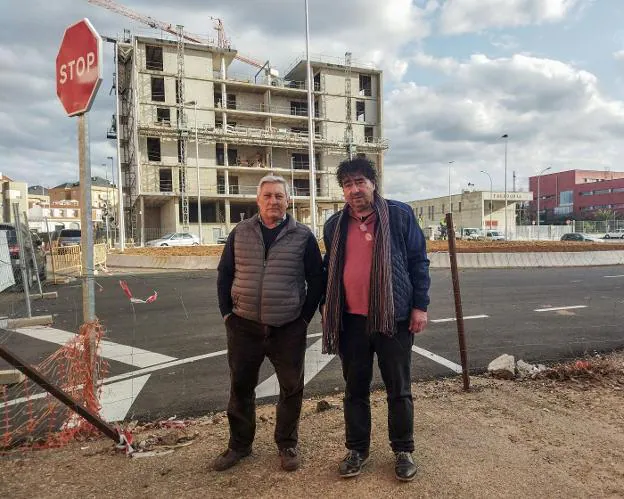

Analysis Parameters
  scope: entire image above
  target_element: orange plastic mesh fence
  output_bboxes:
[1,321,109,451]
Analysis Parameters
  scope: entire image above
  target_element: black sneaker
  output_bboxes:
[395,451,417,482]
[213,448,251,471]
[279,447,301,471]
[339,450,369,478]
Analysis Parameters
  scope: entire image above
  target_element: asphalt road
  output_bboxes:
[1,265,623,421]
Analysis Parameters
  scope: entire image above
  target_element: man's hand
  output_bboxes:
[409,308,428,334]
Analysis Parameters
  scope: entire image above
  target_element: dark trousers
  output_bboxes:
[339,313,414,453]
[225,313,307,452]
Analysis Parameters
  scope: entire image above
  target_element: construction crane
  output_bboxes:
[87,0,268,69]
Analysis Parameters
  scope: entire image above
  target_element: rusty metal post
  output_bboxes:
[446,213,470,391]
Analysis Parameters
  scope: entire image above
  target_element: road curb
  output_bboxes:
[107,251,624,270]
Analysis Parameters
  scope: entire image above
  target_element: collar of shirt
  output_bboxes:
[258,214,287,229]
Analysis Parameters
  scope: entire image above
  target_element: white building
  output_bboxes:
[113,34,386,244]
[408,190,534,236]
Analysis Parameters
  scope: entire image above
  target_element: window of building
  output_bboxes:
[146,138,161,162]
[159,169,172,192]
[217,175,225,194]
[145,46,163,71]
[228,148,238,165]
[314,72,321,91]
[459,202,462,213]
[613,187,624,193]
[364,126,374,142]
[156,107,170,124]
[216,144,225,166]
[359,74,372,97]
[292,153,311,170]
[356,100,365,122]
[593,189,611,195]
[291,101,307,116]
[226,94,237,110]
[151,77,165,102]
[291,127,306,134]
[559,190,574,206]
[214,93,223,108]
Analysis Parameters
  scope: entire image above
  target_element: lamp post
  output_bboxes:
[500,134,509,240]
[480,170,493,231]
[106,155,115,244]
[185,100,202,243]
[536,166,552,240]
[305,0,317,236]
[448,161,454,215]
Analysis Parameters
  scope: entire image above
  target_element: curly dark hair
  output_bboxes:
[335,154,378,187]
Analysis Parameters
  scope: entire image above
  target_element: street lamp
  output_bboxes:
[536,166,552,240]
[480,170,493,231]
[448,161,454,216]
[106,156,115,243]
[185,100,202,243]
[500,134,509,240]
[305,0,317,236]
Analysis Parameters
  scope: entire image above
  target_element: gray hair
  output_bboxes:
[257,175,290,197]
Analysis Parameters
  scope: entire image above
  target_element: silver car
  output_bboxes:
[57,229,81,247]
[145,232,200,247]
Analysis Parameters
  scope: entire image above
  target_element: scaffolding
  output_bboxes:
[176,25,190,231]
[344,51,355,159]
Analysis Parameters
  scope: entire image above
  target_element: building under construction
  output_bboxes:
[111,30,386,244]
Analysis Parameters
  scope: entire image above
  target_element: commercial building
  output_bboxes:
[528,169,624,223]
[408,190,533,236]
[111,33,386,244]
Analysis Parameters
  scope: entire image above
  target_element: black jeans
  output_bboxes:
[225,313,307,452]
[339,313,414,454]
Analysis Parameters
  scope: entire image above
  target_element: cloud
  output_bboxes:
[438,0,581,35]
[383,51,624,200]
[614,50,624,61]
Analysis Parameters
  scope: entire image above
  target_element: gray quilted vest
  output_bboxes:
[231,214,311,326]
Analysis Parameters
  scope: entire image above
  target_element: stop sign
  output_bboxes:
[56,18,103,117]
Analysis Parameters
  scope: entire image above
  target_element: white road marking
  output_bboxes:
[412,346,463,373]
[99,375,150,422]
[533,305,587,312]
[431,314,489,323]
[256,339,335,399]
[604,275,624,278]
[12,326,176,368]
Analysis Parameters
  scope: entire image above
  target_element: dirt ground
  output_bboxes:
[1,354,623,499]
[114,240,624,257]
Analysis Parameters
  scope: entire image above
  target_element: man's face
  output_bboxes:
[257,182,289,223]
[341,173,375,212]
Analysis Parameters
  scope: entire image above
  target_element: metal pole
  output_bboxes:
[78,114,96,324]
[480,171,493,230]
[537,175,541,241]
[446,212,470,391]
[22,211,42,297]
[195,102,202,243]
[13,204,31,318]
[305,0,317,236]
[44,217,56,283]
[114,43,125,252]
[503,135,508,240]
[448,161,453,215]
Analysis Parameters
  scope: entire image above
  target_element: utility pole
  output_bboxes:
[501,134,509,240]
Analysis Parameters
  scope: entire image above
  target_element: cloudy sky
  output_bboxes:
[1,0,623,200]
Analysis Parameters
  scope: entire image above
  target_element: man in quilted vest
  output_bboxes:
[214,175,322,472]
[321,156,431,482]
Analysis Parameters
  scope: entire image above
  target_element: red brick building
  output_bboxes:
[528,170,624,222]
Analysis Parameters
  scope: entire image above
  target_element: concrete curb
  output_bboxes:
[108,251,624,270]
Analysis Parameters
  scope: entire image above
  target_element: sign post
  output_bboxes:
[56,18,102,381]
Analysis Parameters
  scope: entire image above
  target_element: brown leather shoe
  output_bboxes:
[279,447,300,472]
[213,448,251,471]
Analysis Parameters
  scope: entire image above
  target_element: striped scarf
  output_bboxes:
[322,192,395,354]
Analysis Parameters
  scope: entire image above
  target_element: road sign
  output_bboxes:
[56,18,103,117]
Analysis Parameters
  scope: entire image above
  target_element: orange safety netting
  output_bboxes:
[1,321,109,451]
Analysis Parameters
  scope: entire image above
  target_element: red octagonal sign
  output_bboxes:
[56,18,103,117]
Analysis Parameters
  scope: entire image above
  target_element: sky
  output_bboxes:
[1,0,624,201]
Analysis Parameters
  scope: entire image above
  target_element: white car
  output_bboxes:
[145,232,200,247]
[484,230,506,241]
[603,228,624,239]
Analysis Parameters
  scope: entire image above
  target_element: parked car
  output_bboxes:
[459,228,483,240]
[0,223,47,287]
[57,229,81,247]
[603,228,624,239]
[561,233,604,242]
[484,230,506,241]
[145,232,200,247]
[216,235,228,244]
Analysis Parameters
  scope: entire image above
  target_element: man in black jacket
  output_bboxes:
[322,156,430,482]
[215,175,322,472]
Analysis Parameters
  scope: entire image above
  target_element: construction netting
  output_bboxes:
[1,321,108,450]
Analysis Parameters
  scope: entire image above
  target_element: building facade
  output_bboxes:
[0,175,28,225]
[408,190,533,236]
[113,35,386,244]
[528,169,624,223]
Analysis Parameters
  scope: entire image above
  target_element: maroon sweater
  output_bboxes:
[343,210,376,316]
